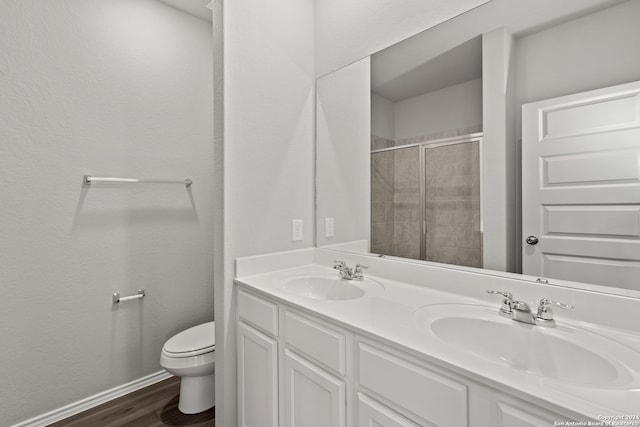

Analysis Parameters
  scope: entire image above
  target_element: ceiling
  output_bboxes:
[158,0,212,22]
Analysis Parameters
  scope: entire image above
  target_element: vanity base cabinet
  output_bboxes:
[236,286,583,427]
[355,339,577,427]
[237,321,278,427]
[283,349,346,427]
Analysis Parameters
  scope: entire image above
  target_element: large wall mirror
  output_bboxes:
[316,0,640,297]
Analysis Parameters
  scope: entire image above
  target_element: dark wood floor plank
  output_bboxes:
[48,376,214,427]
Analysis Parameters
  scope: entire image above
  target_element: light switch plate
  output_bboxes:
[292,219,303,241]
[325,217,334,238]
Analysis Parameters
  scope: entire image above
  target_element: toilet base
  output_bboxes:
[178,374,215,414]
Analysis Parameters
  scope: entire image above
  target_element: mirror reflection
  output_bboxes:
[371,35,483,267]
[316,0,640,295]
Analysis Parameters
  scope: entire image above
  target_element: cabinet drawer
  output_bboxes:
[357,393,420,427]
[357,343,467,427]
[284,310,346,375]
[238,289,278,337]
[496,402,557,427]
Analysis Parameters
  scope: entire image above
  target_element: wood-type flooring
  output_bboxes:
[48,376,214,427]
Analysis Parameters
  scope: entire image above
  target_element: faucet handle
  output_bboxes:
[486,290,513,316]
[333,260,353,279]
[353,264,368,279]
[536,298,573,327]
[486,290,513,301]
[539,298,573,310]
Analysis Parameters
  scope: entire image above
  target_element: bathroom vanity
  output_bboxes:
[234,249,640,427]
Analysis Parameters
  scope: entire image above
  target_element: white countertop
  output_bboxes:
[235,263,640,421]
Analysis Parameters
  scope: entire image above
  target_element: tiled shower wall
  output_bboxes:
[424,141,481,267]
[371,136,395,255]
[371,133,481,267]
[391,146,421,259]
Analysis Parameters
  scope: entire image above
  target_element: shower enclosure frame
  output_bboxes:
[371,132,484,266]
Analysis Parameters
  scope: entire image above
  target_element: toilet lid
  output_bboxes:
[163,321,215,356]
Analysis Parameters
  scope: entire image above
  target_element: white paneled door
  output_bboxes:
[522,80,640,289]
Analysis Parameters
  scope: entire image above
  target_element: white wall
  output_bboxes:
[215,0,316,425]
[482,27,517,273]
[317,58,371,247]
[314,0,490,77]
[516,0,640,112]
[0,1,214,425]
[371,93,395,140]
[393,78,482,141]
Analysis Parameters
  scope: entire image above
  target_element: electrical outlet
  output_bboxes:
[292,219,303,241]
[325,217,334,238]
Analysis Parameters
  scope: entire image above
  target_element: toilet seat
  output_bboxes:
[163,321,215,358]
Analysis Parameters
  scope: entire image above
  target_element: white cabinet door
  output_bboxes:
[238,322,278,427]
[283,349,346,427]
[357,393,420,427]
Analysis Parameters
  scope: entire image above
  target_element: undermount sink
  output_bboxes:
[280,275,383,301]
[413,304,640,388]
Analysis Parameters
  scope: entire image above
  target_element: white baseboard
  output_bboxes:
[11,370,173,427]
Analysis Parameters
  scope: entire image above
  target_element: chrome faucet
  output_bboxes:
[486,290,573,327]
[333,261,367,280]
[510,300,536,325]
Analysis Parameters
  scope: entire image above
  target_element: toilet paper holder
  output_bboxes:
[112,289,146,304]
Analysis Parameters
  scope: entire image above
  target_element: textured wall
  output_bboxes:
[393,78,482,142]
[215,0,316,425]
[515,0,640,122]
[371,93,395,141]
[316,58,371,248]
[0,1,214,425]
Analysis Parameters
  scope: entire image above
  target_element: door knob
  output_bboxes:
[525,235,539,245]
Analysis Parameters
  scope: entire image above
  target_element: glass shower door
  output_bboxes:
[422,137,482,267]
[371,134,482,266]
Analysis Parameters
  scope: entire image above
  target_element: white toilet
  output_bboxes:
[160,321,215,414]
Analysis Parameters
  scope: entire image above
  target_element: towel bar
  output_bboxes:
[113,289,146,304]
[84,175,192,187]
